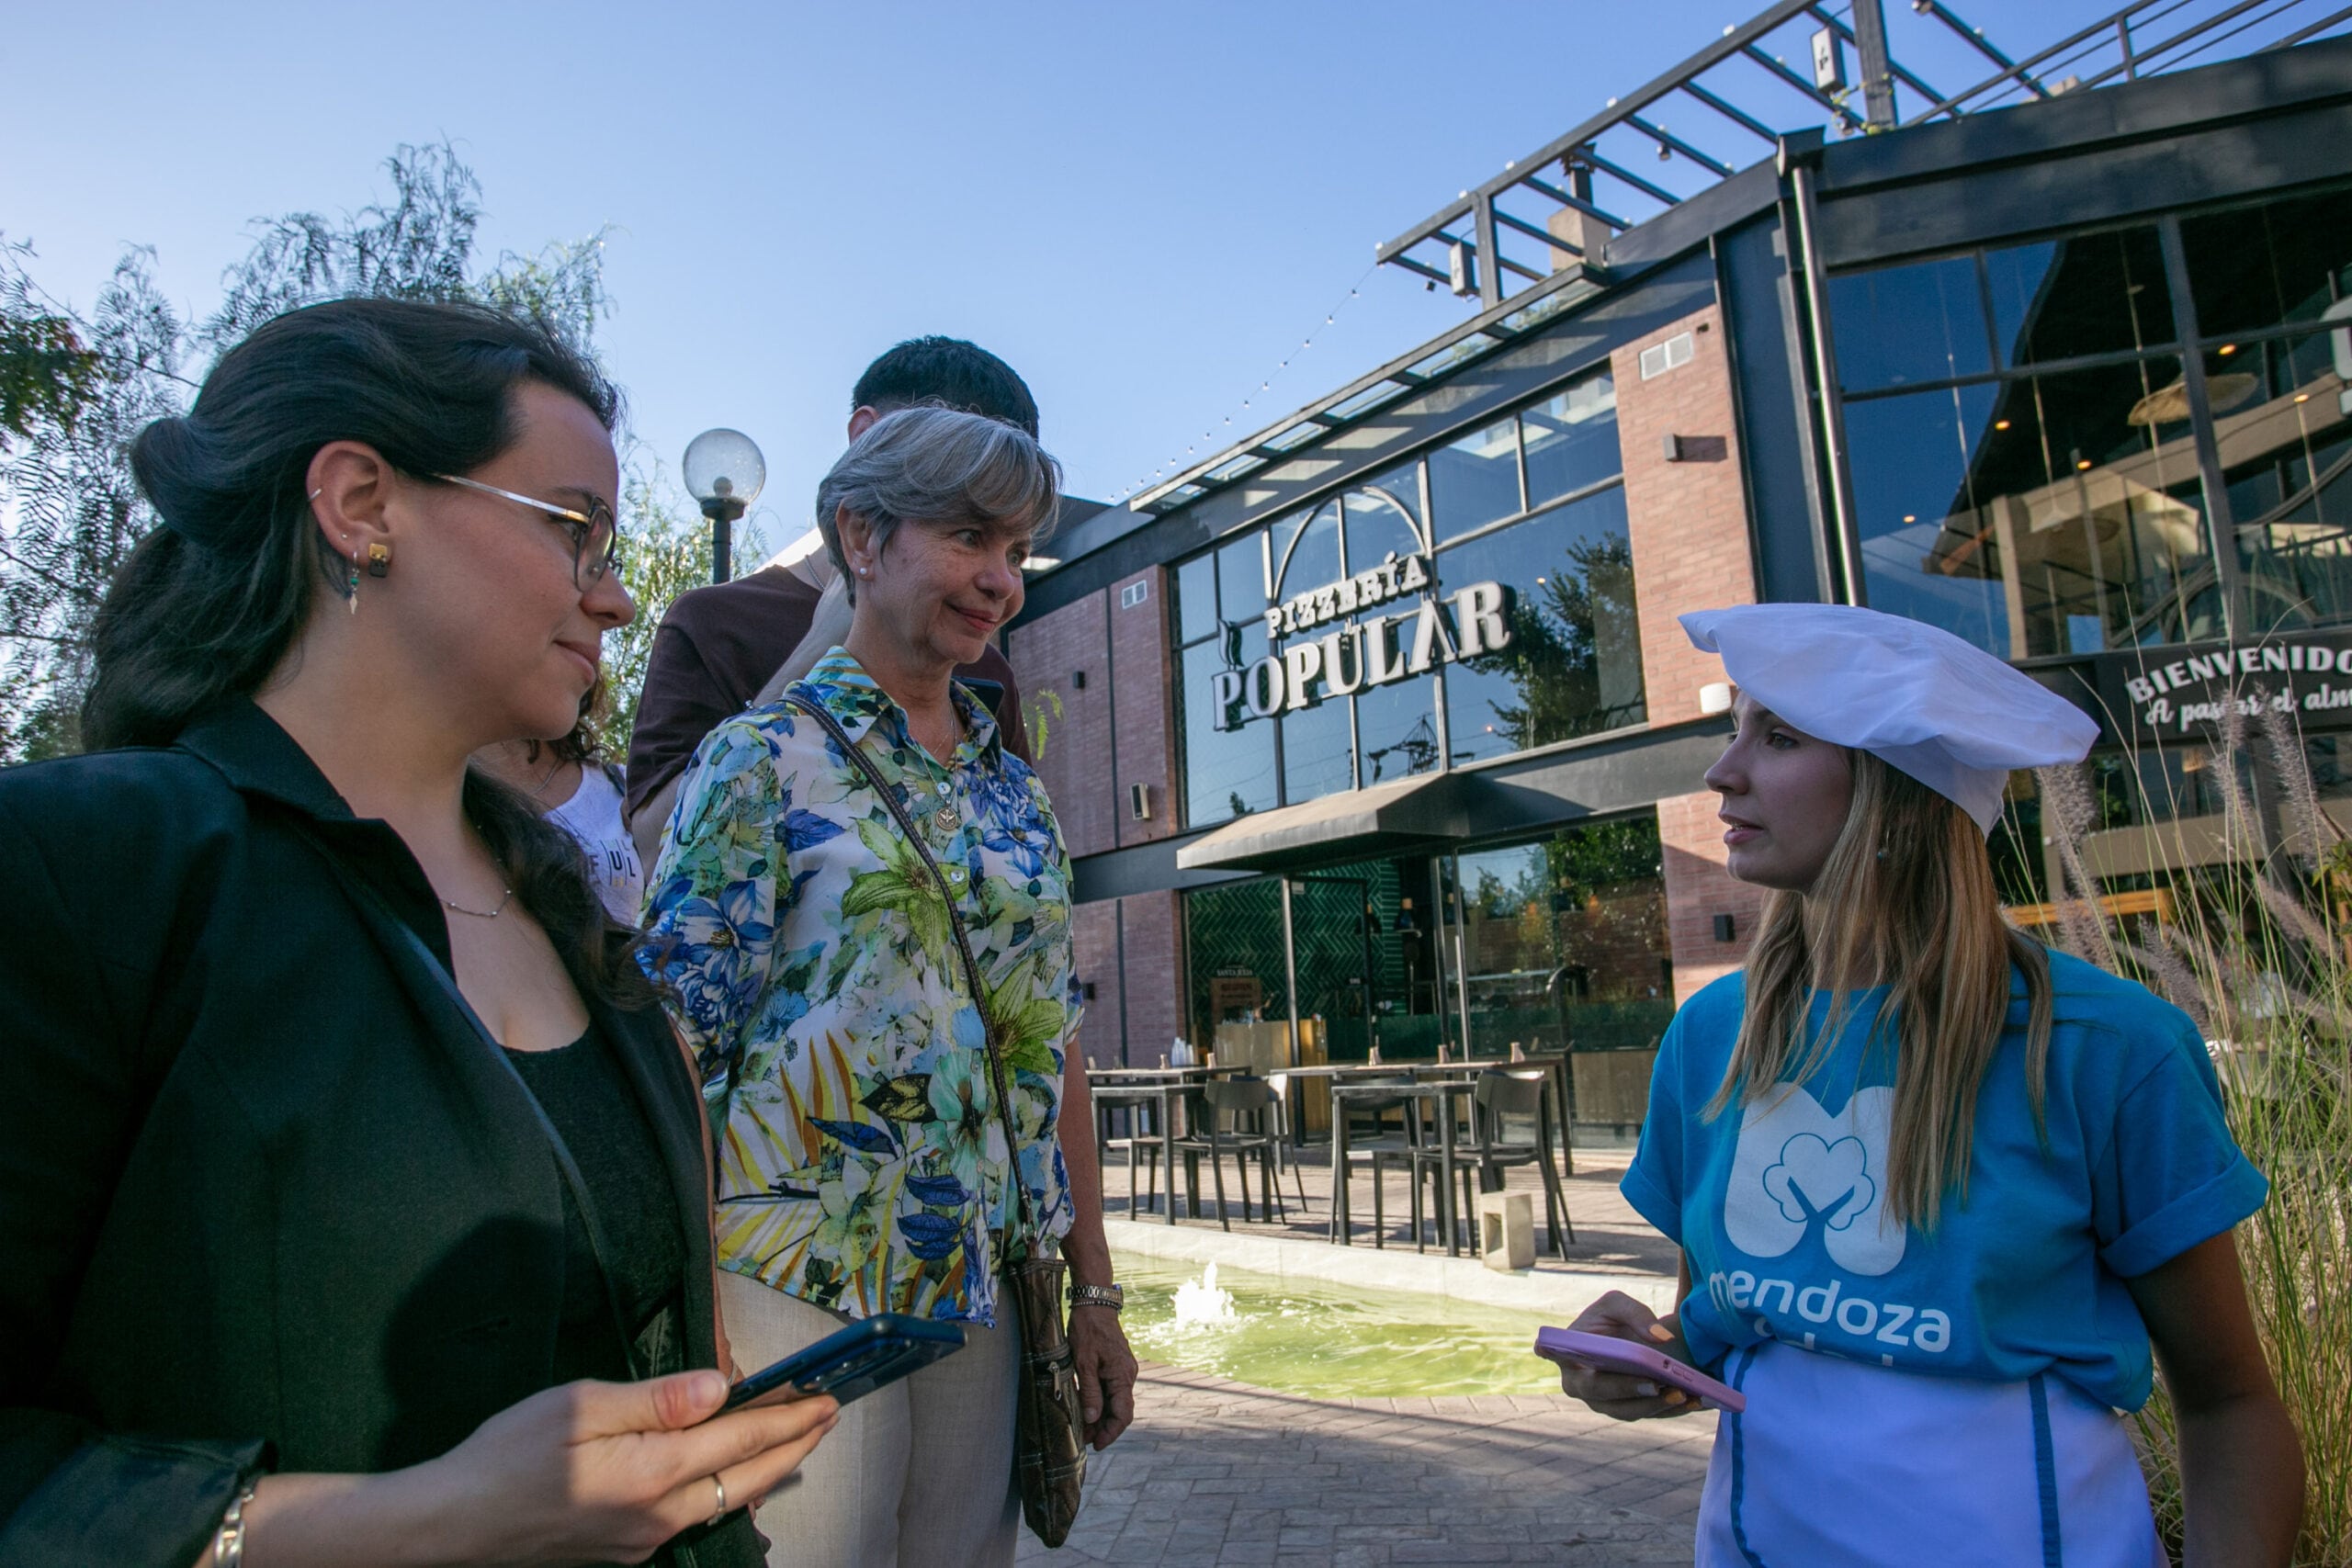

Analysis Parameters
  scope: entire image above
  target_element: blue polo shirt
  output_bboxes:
[1623,950,2266,1412]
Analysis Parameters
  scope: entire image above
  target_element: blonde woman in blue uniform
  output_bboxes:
[1555,605,2303,1566]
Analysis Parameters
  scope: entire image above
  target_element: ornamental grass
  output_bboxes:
[2034,697,2352,1564]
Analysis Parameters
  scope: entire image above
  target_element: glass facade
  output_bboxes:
[1184,855,1440,1069]
[1441,486,1643,762]
[1171,365,1639,829]
[1830,186,2352,661]
[2218,331,2352,629]
[1180,813,1671,1126]
[1454,815,1672,1059]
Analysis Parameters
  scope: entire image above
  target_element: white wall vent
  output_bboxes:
[1639,332,1694,380]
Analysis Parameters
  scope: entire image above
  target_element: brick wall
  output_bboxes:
[1117,890,1183,1063]
[1007,592,1115,860]
[1657,788,1766,1004]
[1108,567,1178,846]
[1009,568,1181,858]
[1070,897,1124,1069]
[1611,304,1754,726]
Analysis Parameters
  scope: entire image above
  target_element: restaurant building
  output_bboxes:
[1005,0,2352,1130]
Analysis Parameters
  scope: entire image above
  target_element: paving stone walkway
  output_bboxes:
[1016,1361,1714,1567]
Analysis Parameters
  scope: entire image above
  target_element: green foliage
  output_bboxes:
[1474,533,1645,749]
[1544,812,1663,905]
[0,241,102,449]
[0,141,671,764]
[2041,713,2352,1564]
[203,141,614,360]
[0,665,81,761]
[1022,687,1065,760]
[1464,817,1661,915]
[0,245,187,761]
[592,467,758,760]
[203,141,487,346]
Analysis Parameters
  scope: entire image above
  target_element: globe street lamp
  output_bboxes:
[683,428,765,583]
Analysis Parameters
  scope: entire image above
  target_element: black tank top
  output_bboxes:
[503,1024,688,1382]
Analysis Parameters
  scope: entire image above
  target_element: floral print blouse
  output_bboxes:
[641,650,1079,1326]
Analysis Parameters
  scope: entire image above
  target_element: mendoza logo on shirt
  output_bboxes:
[1724,1084,1904,1273]
[1709,1085,1953,1356]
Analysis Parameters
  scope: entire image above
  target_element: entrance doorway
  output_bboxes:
[1180,812,1675,1128]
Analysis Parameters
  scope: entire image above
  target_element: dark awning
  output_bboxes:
[1174,770,1495,874]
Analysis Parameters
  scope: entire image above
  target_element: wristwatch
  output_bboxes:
[1069,1283,1125,1313]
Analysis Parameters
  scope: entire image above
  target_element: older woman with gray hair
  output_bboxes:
[642,406,1135,1568]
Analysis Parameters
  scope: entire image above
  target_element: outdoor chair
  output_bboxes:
[1260,1071,1313,1214]
[1093,1084,1170,1219]
[1397,1084,1473,1254]
[1171,1077,1288,1230]
[1408,1069,1574,1255]
[1329,1076,1419,1247]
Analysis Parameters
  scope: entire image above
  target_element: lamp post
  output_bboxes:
[683,428,765,584]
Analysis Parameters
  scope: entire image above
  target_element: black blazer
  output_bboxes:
[0,703,751,1566]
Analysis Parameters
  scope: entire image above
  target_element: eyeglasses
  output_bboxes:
[434,474,621,588]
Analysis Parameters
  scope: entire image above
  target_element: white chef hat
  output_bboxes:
[1679,604,2099,834]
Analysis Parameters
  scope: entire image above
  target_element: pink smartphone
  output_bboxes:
[1534,1326,1746,1412]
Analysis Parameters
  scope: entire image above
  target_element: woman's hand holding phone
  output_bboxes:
[425,1369,839,1563]
[375,1372,833,1565]
[399,1371,838,1564]
[206,1371,836,1568]
[1544,1291,1708,1422]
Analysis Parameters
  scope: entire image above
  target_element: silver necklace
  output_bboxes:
[443,821,513,919]
[443,886,514,919]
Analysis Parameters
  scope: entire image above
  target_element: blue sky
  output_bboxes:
[6,0,2106,546]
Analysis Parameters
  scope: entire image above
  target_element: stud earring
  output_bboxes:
[367,543,391,579]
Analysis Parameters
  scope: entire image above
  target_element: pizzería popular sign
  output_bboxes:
[1209,549,1511,729]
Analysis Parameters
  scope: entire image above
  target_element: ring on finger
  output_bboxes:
[705,1473,729,1527]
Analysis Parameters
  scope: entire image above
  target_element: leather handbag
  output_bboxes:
[785,695,1090,1547]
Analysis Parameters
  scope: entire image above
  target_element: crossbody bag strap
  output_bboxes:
[290,823,648,1379]
[783,694,1038,1255]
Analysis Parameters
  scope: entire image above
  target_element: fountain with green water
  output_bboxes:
[1114,1252,1567,1399]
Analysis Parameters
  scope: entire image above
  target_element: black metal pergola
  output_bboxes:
[1373,0,2352,313]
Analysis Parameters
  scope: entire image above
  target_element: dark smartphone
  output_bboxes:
[720,1313,968,1411]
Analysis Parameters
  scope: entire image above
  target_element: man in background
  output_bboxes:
[625,337,1040,872]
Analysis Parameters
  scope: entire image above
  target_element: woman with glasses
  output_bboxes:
[0,298,831,1567]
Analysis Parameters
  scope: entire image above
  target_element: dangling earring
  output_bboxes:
[367,543,391,578]
[346,547,362,615]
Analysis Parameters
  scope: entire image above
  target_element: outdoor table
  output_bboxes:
[1327,1066,1571,1256]
[1089,1065,1244,1224]
[1269,1057,1574,1175]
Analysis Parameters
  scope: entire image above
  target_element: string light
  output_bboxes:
[1110,267,1374,502]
